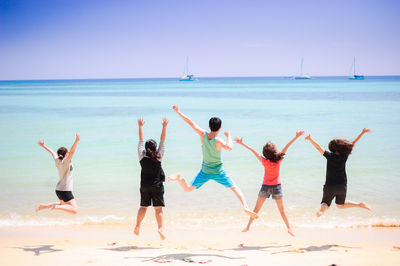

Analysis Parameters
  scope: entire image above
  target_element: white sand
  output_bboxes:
[1,225,400,266]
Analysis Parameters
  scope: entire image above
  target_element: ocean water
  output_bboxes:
[1,76,400,229]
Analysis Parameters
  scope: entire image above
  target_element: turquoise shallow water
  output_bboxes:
[1,76,400,228]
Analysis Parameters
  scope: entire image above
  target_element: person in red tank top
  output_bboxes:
[235,131,304,237]
[262,158,282,185]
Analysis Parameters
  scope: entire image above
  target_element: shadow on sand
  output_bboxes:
[101,245,157,252]
[128,252,245,262]
[272,244,355,254]
[12,245,63,256]
[231,243,292,251]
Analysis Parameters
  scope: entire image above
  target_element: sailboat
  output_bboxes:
[179,56,197,81]
[349,57,364,80]
[294,57,311,79]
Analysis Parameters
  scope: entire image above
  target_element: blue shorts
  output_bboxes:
[190,170,235,189]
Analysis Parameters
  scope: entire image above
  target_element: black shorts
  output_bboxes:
[55,190,75,202]
[321,185,347,206]
[140,185,165,207]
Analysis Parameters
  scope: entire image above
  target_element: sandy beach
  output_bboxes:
[2,0,400,265]
[1,225,400,266]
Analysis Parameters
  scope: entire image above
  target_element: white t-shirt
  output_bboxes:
[55,157,73,191]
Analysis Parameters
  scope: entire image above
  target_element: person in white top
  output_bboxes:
[36,134,80,214]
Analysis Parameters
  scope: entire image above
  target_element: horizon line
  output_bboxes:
[1,74,400,82]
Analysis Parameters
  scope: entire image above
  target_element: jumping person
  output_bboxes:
[168,105,258,219]
[235,131,304,236]
[134,118,168,240]
[305,128,372,217]
[36,134,80,214]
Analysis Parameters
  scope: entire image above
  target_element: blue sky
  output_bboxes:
[0,0,399,80]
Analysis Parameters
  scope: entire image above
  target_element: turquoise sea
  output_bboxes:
[1,76,400,229]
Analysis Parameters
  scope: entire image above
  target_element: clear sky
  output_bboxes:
[0,0,399,80]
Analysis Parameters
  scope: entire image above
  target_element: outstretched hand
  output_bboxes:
[138,117,145,127]
[75,133,80,142]
[296,131,305,137]
[38,139,45,147]
[162,117,169,127]
[305,134,311,141]
[234,137,243,144]
[172,105,179,112]
[362,128,372,133]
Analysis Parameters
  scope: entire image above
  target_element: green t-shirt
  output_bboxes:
[201,133,223,174]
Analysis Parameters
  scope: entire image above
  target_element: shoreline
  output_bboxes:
[2,225,400,265]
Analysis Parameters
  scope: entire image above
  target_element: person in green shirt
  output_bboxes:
[168,105,258,219]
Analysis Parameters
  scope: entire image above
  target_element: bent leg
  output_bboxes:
[154,207,166,240]
[167,173,196,192]
[275,199,294,237]
[134,206,148,235]
[336,201,372,210]
[52,199,78,214]
[318,186,335,217]
[35,201,61,212]
[229,185,259,219]
[242,196,266,232]
[317,203,329,217]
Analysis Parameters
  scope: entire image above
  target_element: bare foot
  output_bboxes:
[158,229,166,240]
[360,202,372,211]
[134,226,140,236]
[288,228,295,237]
[167,173,181,182]
[242,227,249,232]
[244,208,259,219]
[316,210,323,217]
[35,205,47,212]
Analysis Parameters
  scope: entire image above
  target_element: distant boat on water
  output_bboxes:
[349,56,364,80]
[179,56,197,81]
[294,57,311,79]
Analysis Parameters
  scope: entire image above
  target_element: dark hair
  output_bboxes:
[263,141,284,163]
[57,147,68,160]
[145,139,161,161]
[328,139,353,156]
[209,117,222,132]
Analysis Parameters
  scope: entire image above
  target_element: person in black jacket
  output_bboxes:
[134,117,168,240]
[305,128,372,217]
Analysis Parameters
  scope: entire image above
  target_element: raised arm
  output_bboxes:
[67,134,80,161]
[352,128,371,146]
[138,117,145,141]
[137,118,145,161]
[281,131,305,154]
[38,139,57,159]
[234,137,262,163]
[216,131,233,151]
[172,105,205,137]
[157,118,169,159]
[160,118,168,142]
[305,134,325,155]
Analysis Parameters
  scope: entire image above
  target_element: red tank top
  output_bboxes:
[262,158,281,185]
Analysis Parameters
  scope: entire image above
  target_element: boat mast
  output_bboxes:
[300,57,304,76]
[353,56,356,76]
[186,56,189,76]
